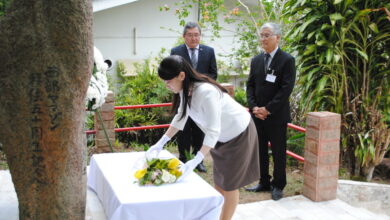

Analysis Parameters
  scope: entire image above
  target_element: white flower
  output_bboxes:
[93,46,109,73]
[169,173,176,183]
[161,169,176,183]
[86,47,110,110]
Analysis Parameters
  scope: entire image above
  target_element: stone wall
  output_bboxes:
[338,179,390,216]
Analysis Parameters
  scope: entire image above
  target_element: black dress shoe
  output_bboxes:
[196,162,207,173]
[245,183,271,192]
[271,187,283,201]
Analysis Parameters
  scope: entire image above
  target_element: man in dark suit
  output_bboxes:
[245,23,296,200]
[170,21,218,172]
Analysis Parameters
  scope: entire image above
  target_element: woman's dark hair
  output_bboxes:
[158,55,227,119]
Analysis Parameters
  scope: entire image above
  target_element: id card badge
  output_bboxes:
[266,73,276,83]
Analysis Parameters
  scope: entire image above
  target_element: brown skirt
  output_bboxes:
[210,119,260,191]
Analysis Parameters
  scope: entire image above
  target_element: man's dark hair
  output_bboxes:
[183,22,201,35]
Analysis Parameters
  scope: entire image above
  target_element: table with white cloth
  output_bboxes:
[87,151,224,220]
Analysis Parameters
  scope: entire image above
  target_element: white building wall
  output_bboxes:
[93,0,258,89]
[93,0,241,65]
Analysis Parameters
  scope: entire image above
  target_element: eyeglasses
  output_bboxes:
[185,33,201,38]
[260,34,275,39]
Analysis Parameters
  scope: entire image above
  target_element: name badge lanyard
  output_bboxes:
[266,68,276,83]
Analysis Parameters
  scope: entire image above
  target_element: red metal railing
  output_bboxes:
[285,148,305,162]
[114,103,172,110]
[85,124,170,135]
[87,103,306,162]
[288,123,306,133]
[286,123,306,162]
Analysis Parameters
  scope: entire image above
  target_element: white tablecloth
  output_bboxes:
[87,151,224,220]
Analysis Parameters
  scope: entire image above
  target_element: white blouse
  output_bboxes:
[170,82,251,148]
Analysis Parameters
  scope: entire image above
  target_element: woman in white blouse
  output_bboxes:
[146,55,259,220]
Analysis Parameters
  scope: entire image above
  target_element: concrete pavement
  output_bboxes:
[1,170,389,220]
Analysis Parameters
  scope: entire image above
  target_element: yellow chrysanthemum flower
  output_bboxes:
[173,169,182,178]
[168,158,180,170]
[134,168,147,179]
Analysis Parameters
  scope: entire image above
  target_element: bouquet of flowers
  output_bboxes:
[86,47,109,111]
[134,157,182,186]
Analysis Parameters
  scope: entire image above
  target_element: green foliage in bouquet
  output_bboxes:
[134,158,182,186]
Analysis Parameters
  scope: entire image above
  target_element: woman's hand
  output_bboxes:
[178,151,204,181]
[145,135,170,158]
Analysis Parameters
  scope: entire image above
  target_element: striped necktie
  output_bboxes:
[264,53,271,72]
[190,48,197,68]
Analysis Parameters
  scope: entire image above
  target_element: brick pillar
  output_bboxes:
[303,111,341,201]
[220,83,235,97]
[94,91,115,153]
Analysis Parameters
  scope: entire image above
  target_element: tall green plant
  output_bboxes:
[284,0,390,180]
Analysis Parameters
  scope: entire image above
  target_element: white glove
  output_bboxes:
[145,135,170,158]
[178,151,204,182]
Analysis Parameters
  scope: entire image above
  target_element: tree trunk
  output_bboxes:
[363,165,375,182]
[0,1,93,219]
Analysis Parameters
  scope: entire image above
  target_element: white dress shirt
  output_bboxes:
[170,82,251,148]
[265,46,279,68]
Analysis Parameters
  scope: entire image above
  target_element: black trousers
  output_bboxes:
[253,117,287,190]
[176,118,205,162]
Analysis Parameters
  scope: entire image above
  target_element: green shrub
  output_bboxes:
[115,59,172,147]
[234,87,247,107]
[85,112,95,147]
[286,130,305,166]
